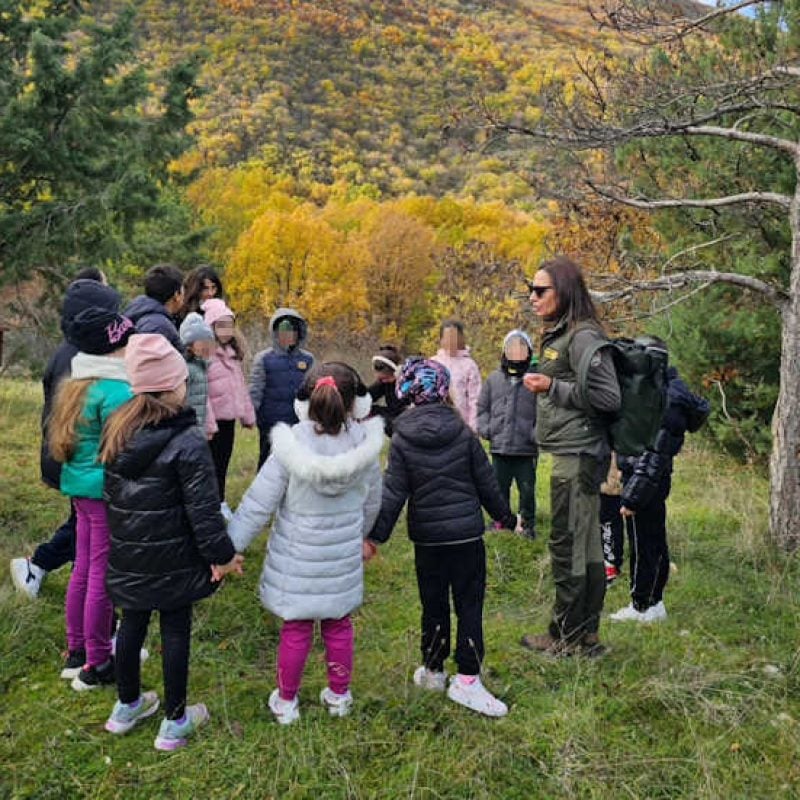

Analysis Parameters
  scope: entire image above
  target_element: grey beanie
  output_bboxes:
[179,312,214,346]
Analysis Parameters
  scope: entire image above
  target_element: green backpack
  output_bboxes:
[576,336,669,457]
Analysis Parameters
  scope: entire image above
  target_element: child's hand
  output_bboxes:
[514,513,524,534]
[620,506,635,518]
[362,539,378,562]
[211,553,245,582]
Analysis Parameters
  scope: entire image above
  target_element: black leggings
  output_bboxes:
[116,605,192,720]
[209,419,236,503]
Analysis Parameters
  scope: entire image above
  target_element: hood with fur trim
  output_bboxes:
[270,416,383,496]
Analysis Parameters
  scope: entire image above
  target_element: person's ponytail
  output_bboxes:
[309,375,348,435]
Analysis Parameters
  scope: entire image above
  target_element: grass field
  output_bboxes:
[1,378,799,799]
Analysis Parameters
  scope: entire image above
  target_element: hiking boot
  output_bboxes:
[643,601,667,623]
[105,692,160,735]
[580,633,609,659]
[446,675,508,718]
[154,704,209,751]
[413,666,447,692]
[10,558,45,598]
[609,604,648,623]
[320,687,353,718]
[268,689,300,725]
[60,649,86,680]
[71,659,115,691]
[520,633,574,657]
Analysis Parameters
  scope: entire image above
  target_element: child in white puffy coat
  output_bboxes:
[227,362,382,724]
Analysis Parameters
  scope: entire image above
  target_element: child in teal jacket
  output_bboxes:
[49,307,134,690]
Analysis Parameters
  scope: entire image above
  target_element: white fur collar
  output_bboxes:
[271,417,383,483]
[71,352,129,382]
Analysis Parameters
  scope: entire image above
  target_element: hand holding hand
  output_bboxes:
[523,373,552,394]
[211,553,245,582]
[514,513,524,534]
[620,506,635,518]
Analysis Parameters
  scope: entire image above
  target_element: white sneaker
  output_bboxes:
[10,558,45,598]
[110,635,150,665]
[320,687,353,717]
[268,688,300,725]
[644,601,667,623]
[413,666,447,692]
[609,604,649,623]
[220,502,234,522]
[446,675,508,718]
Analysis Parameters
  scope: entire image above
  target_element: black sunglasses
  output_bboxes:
[530,285,552,298]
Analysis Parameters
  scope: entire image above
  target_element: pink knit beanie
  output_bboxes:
[202,298,235,328]
[125,334,188,394]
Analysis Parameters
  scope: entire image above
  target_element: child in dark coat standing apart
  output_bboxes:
[477,329,539,539]
[100,334,242,751]
[366,358,518,718]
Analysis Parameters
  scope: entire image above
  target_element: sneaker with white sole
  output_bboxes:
[10,558,45,598]
[105,692,160,734]
[446,675,508,718]
[60,649,86,680]
[413,666,447,692]
[320,687,353,717]
[220,502,233,522]
[71,659,115,691]
[643,601,667,623]
[609,604,649,623]
[154,704,209,751]
[268,688,300,725]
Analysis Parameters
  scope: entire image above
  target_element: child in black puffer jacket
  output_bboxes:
[609,348,710,625]
[367,357,518,718]
[100,334,242,752]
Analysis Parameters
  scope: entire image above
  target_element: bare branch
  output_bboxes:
[587,181,793,211]
[683,125,799,156]
[591,269,789,311]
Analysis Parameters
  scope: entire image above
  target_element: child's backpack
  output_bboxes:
[575,336,669,457]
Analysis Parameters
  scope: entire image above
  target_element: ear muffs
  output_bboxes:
[294,383,311,422]
[352,387,372,420]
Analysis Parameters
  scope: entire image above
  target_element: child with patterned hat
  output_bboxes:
[366,357,517,718]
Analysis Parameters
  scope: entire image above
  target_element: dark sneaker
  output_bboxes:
[60,649,87,680]
[520,525,537,541]
[520,633,575,657]
[72,659,115,692]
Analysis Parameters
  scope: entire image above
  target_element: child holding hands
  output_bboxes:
[228,363,383,725]
[100,334,242,751]
[366,358,517,718]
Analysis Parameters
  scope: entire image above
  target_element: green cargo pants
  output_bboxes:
[548,454,606,643]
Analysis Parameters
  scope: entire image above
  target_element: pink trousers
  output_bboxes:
[277,616,353,701]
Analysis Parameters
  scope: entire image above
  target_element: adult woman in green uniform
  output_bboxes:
[521,257,621,657]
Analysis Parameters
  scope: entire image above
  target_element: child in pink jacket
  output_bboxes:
[432,320,481,432]
[202,298,255,519]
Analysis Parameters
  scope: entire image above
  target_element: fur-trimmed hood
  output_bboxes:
[270,417,384,496]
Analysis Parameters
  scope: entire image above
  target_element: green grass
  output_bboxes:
[1,378,799,799]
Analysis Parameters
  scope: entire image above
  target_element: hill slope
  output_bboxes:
[91,0,638,200]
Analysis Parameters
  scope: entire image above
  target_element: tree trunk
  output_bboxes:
[769,163,800,550]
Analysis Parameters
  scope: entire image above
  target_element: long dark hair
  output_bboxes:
[305,363,358,436]
[540,256,600,329]
[182,266,224,317]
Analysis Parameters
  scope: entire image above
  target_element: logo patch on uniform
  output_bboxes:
[543,348,559,361]
[297,361,308,370]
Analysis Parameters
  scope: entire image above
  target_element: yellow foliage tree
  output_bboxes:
[226,205,369,335]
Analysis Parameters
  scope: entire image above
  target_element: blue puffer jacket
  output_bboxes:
[249,308,314,430]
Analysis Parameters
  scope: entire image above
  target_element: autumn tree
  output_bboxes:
[480,1,800,548]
